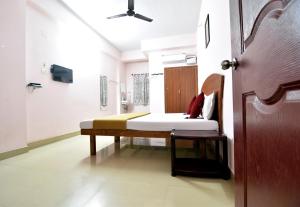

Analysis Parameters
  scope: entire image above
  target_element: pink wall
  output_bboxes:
[26,0,122,143]
[117,62,126,114]
[0,0,27,153]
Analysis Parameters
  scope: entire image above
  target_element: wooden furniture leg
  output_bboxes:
[199,140,207,159]
[130,137,134,146]
[115,136,120,143]
[171,136,176,176]
[193,140,200,157]
[90,135,96,156]
[216,140,220,161]
[222,139,230,179]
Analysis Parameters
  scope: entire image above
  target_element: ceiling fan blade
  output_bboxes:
[134,13,153,22]
[107,13,128,19]
[128,0,134,10]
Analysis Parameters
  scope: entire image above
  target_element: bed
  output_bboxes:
[80,73,224,155]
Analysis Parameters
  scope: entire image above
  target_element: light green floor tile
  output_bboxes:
[0,135,234,207]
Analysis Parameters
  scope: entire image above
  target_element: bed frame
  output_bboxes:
[81,73,224,155]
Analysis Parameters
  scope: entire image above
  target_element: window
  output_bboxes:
[133,73,149,105]
[100,75,108,107]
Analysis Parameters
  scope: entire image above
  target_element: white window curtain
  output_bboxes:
[133,73,149,105]
[100,75,108,107]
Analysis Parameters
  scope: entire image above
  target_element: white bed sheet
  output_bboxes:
[80,113,219,131]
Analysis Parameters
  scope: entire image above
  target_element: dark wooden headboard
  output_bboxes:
[201,73,224,133]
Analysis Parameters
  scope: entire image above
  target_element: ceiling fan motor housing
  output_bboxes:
[107,0,153,22]
[127,10,135,16]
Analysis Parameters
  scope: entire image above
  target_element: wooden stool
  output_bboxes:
[171,130,230,180]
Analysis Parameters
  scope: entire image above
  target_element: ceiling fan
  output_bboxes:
[107,0,153,22]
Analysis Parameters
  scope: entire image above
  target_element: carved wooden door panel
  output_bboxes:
[229,0,300,206]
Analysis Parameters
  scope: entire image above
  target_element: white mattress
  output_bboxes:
[80,120,94,129]
[127,113,218,131]
[80,113,219,131]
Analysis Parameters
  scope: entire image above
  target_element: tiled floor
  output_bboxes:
[0,136,234,207]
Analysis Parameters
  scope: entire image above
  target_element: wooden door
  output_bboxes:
[229,0,300,206]
[165,68,181,113]
[164,66,198,113]
[179,67,198,112]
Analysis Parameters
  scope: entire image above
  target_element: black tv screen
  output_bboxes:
[50,64,73,83]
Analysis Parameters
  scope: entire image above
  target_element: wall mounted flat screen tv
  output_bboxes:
[50,64,73,83]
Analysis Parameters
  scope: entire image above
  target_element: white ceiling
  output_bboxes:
[62,0,202,52]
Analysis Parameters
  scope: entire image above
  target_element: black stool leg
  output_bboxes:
[171,137,176,176]
[222,139,230,180]
[216,140,220,161]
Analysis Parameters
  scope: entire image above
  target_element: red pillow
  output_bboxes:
[186,96,196,114]
[190,92,205,118]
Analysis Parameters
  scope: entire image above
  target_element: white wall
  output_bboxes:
[197,0,234,171]
[141,33,197,53]
[0,0,27,153]
[26,0,122,143]
[125,61,150,113]
[121,50,147,63]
